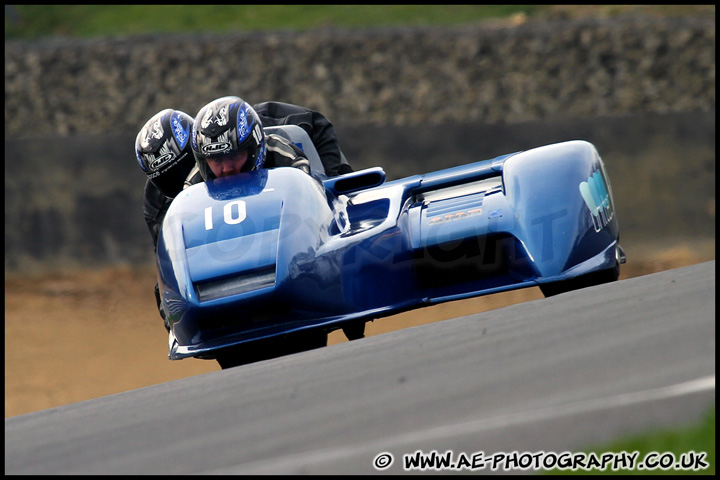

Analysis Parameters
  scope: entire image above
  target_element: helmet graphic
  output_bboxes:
[135,109,195,197]
[191,96,266,180]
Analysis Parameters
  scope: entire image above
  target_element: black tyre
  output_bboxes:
[342,321,366,341]
[540,263,620,298]
[215,329,328,369]
[283,329,329,355]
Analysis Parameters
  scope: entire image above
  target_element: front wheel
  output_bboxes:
[342,321,366,341]
[215,330,328,369]
[540,263,620,298]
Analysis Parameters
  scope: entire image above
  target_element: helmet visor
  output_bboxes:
[205,148,252,178]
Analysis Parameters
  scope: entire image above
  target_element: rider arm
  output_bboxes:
[143,179,172,250]
[266,133,311,175]
[253,101,350,176]
[144,165,204,249]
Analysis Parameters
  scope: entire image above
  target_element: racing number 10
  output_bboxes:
[205,200,247,230]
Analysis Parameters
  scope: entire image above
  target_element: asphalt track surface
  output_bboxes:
[5,261,715,475]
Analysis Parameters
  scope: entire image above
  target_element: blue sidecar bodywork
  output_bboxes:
[157,132,624,361]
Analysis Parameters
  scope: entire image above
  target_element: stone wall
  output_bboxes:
[5,15,714,138]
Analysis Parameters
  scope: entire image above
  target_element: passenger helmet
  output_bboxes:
[191,96,266,180]
[135,109,195,198]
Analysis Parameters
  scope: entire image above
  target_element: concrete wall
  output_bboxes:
[4,15,715,273]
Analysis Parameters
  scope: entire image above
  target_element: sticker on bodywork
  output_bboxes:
[428,208,483,225]
[579,169,614,232]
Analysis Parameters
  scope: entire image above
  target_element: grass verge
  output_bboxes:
[544,405,715,475]
[5,5,713,39]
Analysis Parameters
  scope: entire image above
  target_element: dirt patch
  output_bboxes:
[4,239,714,418]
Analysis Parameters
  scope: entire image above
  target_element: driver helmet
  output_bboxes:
[191,96,266,180]
[135,109,195,198]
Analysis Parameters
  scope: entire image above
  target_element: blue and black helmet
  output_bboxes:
[191,96,267,180]
[135,109,195,197]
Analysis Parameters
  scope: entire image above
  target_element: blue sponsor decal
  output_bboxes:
[237,105,250,143]
[171,112,189,149]
[255,136,266,169]
[579,169,613,232]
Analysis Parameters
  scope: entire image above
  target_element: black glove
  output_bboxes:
[338,163,354,175]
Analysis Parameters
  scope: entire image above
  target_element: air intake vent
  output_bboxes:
[194,266,276,302]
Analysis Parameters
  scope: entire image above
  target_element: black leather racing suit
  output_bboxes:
[253,101,352,177]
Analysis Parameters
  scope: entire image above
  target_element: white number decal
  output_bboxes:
[224,200,247,225]
[204,200,247,230]
[205,206,213,230]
